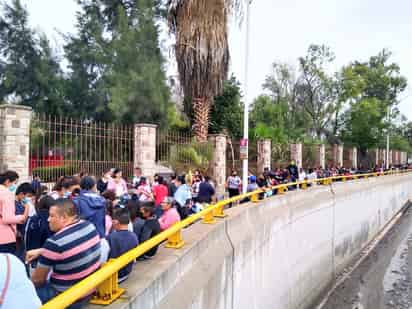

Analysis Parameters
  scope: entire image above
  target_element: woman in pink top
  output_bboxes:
[158,197,181,231]
[0,171,29,254]
[107,169,128,197]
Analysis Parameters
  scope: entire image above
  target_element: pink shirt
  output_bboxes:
[107,178,128,197]
[0,186,25,244]
[158,208,181,231]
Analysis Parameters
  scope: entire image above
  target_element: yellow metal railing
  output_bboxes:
[41,168,410,309]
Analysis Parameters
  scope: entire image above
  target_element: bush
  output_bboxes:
[32,165,74,183]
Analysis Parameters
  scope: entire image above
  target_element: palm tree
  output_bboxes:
[168,0,240,142]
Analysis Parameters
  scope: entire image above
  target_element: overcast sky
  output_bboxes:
[18,0,412,119]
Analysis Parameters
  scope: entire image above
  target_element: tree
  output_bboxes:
[209,76,243,139]
[249,95,288,143]
[262,62,310,140]
[168,0,239,141]
[296,44,339,139]
[63,0,110,120]
[107,1,171,126]
[0,0,65,113]
[340,50,408,152]
[65,0,171,125]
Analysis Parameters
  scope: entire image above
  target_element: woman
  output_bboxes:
[158,197,181,231]
[0,171,29,254]
[226,170,242,198]
[137,177,154,202]
[107,168,128,197]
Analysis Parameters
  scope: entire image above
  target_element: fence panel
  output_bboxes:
[226,139,241,176]
[302,143,318,169]
[30,115,134,182]
[325,145,334,168]
[358,150,375,169]
[272,143,291,169]
[156,130,213,174]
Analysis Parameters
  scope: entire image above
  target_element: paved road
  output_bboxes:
[321,206,412,309]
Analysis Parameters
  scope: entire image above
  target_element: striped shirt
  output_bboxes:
[38,220,101,292]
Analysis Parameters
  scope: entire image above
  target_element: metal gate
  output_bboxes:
[30,114,134,182]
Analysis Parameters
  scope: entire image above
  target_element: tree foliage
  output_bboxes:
[0,0,66,113]
[209,76,243,139]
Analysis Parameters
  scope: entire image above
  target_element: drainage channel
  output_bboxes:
[319,205,412,309]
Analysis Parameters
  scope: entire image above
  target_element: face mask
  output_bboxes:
[64,191,71,198]
[9,184,17,193]
[22,197,30,204]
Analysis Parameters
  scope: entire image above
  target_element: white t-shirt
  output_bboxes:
[0,254,42,309]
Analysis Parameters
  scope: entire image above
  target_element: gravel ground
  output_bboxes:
[320,206,412,309]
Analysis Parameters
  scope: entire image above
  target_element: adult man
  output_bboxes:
[197,176,215,204]
[173,176,191,219]
[0,253,41,308]
[27,199,101,308]
[287,160,299,182]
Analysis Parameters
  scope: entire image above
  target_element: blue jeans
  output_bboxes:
[36,283,90,309]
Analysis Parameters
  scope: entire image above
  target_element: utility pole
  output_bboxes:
[242,0,252,193]
[386,105,390,169]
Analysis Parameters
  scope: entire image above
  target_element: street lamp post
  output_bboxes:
[242,0,252,193]
[386,105,390,169]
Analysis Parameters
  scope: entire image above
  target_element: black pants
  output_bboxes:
[0,242,17,255]
[228,188,240,207]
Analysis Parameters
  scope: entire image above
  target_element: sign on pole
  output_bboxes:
[240,138,248,160]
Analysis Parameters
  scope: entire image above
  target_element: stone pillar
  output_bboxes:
[381,149,387,167]
[209,134,226,195]
[133,124,157,177]
[333,144,343,167]
[373,148,379,166]
[316,144,325,169]
[388,150,393,166]
[0,104,32,181]
[290,143,302,169]
[351,147,358,169]
[257,139,271,174]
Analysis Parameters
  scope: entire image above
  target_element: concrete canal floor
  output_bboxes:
[320,205,412,309]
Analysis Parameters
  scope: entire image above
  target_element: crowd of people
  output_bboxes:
[0,167,219,308]
[0,162,407,308]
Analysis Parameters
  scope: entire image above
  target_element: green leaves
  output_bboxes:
[0,0,66,113]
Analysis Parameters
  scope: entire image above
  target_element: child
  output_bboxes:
[25,195,54,271]
[139,206,161,259]
[107,208,139,283]
[14,183,35,260]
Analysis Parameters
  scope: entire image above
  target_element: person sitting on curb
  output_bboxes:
[158,197,181,231]
[27,199,101,309]
[107,207,138,283]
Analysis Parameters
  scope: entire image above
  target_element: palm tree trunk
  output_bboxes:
[193,97,211,142]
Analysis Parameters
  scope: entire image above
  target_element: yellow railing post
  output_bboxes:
[202,205,216,224]
[301,181,307,190]
[278,185,286,194]
[165,229,185,249]
[250,193,259,202]
[90,260,125,305]
[213,203,227,218]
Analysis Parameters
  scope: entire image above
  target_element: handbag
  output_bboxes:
[0,254,11,306]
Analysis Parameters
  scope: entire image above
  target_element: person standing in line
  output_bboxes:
[73,176,108,263]
[107,169,128,197]
[0,171,29,254]
[226,170,242,207]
